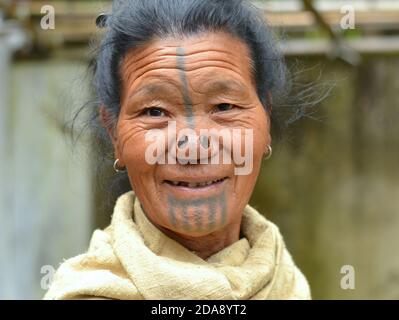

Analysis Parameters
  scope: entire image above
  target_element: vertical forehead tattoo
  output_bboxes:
[176,47,195,129]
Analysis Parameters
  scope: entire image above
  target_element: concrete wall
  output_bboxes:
[252,56,399,299]
[0,60,93,299]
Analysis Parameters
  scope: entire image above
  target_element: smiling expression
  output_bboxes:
[109,31,271,237]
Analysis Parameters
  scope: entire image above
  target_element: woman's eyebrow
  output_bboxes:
[201,79,249,96]
[127,82,180,101]
[126,79,248,102]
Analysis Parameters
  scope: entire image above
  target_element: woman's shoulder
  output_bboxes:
[43,226,140,300]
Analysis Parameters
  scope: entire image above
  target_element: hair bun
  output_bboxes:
[96,13,108,28]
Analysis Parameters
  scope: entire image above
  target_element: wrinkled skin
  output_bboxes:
[100,31,271,259]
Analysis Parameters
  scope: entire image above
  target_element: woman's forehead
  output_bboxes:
[120,31,255,95]
[122,31,252,65]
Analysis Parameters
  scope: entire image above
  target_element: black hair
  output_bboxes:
[73,0,328,210]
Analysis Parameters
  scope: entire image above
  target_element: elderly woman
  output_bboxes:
[45,0,311,300]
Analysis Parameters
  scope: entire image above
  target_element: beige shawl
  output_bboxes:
[44,191,311,300]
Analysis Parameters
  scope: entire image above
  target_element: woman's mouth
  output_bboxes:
[163,177,228,198]
[164,177,227,189]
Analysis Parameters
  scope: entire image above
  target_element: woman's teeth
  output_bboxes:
[167,178,225,188]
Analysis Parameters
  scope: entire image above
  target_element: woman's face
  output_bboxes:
[107,31,271,236]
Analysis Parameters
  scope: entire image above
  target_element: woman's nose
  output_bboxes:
[177,133,211,149]
[175,132,214,164]
[172,120,219,164]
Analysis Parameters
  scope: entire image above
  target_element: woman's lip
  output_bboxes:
[162,175,229,183]
[164,177,228,188]
[163,177,228,197]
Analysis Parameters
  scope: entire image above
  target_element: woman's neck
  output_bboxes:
[154,220,242,260]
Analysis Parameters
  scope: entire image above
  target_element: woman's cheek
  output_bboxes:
[240,113,268,162]
[118,126,150,169]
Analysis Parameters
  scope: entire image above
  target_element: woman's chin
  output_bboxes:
[153,187,231,234]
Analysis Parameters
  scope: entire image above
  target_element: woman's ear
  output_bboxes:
[265,91,272,142]
[266,91,273,112]
[99,105,124,164]
[99,105,116,143]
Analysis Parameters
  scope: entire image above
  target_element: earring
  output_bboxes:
[113,159,126,173]
[264,145,272,160]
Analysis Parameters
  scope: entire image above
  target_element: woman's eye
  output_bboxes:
[145,107,166,117]
[215,103,234,112]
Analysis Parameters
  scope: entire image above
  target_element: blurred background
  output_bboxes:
[0,0,398,299]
